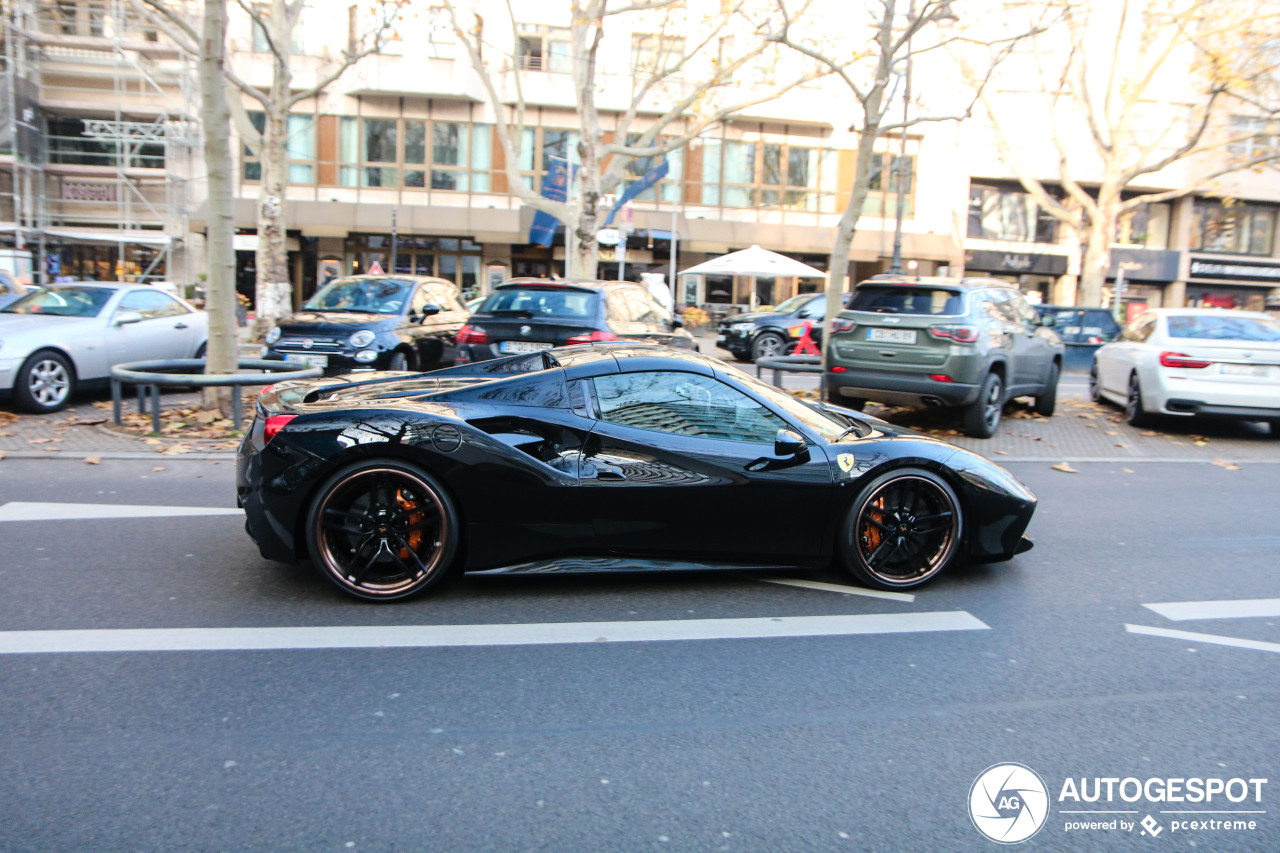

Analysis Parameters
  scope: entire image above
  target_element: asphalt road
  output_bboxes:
[1,456,1277,852]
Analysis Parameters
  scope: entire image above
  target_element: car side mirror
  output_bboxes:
[774,429,806,457]
[420,304,442,320]
[1040,314,1055,327]
[114,310,143,326]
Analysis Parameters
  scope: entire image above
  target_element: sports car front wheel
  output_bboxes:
[838,468,962,590]
[306,461,459,601]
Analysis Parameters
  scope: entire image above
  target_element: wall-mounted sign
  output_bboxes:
[1189,257,1280,282]
[61,182,117,203]
[965,250,1068,276]
[1109,247,1180,282]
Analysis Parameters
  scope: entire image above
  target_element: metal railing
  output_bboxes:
[755,354,822,390]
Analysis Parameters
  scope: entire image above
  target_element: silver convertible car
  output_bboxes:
[0,283,208,413]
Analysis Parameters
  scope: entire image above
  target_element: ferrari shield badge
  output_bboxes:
[837,453,856,474]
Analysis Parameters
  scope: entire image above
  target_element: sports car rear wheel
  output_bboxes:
[306,461,458,601]
[838,468,962,590]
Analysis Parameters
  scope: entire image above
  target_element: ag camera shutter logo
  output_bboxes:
[969,763,1050,844]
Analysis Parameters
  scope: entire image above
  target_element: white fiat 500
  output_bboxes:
[1091,308,1280,432]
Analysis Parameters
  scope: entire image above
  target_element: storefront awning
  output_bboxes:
[42,227,172,247]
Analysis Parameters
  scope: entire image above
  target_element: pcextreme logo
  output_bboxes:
[969,764,1269,844]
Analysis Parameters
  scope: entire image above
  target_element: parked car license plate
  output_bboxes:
[499,340,553,354]
[867,328,917,344]
[284,353,328,368]
[1220,363,1268,377]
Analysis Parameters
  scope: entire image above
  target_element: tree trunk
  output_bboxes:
[199,0,236,415]
[253,0,295,337]
[1076,191,1119,307]
[570,9,603,279]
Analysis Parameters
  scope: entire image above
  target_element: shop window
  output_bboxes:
[1115,204,1169,248]
[1191,200,1276,256]
[968,182,1058,243]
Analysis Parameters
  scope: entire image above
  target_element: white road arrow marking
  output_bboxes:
[1142,599,1280,621]
[758,578,915,602]
[1125,624,1280,655]
[0,612,989,655]
[0,502,242,522]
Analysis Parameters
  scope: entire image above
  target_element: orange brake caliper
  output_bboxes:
[396,490,424,558]
[863,497,885,554]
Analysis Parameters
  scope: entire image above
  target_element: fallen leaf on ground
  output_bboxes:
[1122,468,1135,473]
[0,450,7,461]
[994,450,1008,455]
[1104,430,1118,436]
[1193,440,1208,447]
[1141,430,1159,437]
[1114,443,1128,448]
[1051,462,1079,473]
[0,412,18,426]
[26,438,53,444]
[161,444,192,455]
[144,438,162,445]
[84,456,101,465]
[152,466,165,472]
[1212,459,1242,471]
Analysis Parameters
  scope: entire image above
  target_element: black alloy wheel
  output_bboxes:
[1033,362,1059,417]
[1125,373,1152,428]
[1088,361,1103,403]
[15,350,74,414]
[751,331,787,361]
[306,461,458,601]
[839,468,962,590]
[963,372,1004,438]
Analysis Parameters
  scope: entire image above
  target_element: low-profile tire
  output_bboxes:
[838,467,963,590]
[305,460,460,602]
[1033,362,1059,416]
[962,371,1004,438]
[14,350,75,414]
[751,331,787,361]
[1268,420,1280,439]
[195,341,207,359]
[1088,361,1103,403]
[387,351,409,371]
[1125,372,1153,428]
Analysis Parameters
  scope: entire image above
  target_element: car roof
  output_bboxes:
[860,275,1020,290]
[550,342,723,373]
[335,274,457,287]
[496,278,641,293]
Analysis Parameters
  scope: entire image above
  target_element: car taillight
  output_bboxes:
[566,330,618,344]
[929,325,979,343]
[263,414,297,443]
[830,365,847,373]
[829,317,856,333]
[1159,351,1213,369]
[456,325,489,345]
[928,374,953,383]
[259,384,275,396]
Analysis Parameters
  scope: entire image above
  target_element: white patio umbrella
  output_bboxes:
[679,245,826,310]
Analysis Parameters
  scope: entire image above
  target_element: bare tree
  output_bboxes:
[138,0,401,336]
[974,0,1280,308]
[135,0,236,413]
[449,0,824,278]
[763,0,1038,369]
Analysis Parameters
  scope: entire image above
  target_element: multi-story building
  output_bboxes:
[4,0,1278,318]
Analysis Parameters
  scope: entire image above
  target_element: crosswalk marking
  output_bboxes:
[1143,599,1280,621]
[0,612,989,655]
[758,578,916,602]
[0,502,242,522]
[1125,624,1280,655]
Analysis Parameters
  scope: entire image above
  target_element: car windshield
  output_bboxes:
[848,285,965,315]
[1,286,114,317]
[304,278,413,314]
[773,294,814,314]
[1166,315,1280,342]
[729,368,852,442]
[481,288,596,319]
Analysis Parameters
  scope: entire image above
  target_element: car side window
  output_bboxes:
[1121,313,1155,342]
[621,288,664,325]
[606,292,634,323]
[118,290,187,320]
[591,371,787,443]
[409,286,432,316]
[980,291,1015,326]
[1007,292,1039,326]
[426,283,464,311]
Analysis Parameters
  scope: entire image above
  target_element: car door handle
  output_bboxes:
[174,322,188,329]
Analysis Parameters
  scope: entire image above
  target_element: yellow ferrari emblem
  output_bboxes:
[837,453,856,473]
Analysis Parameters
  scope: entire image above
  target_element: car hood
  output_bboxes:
[0,313,100,341]
[278,311,400,335]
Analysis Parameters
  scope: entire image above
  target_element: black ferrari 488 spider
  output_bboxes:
[238,344,1036,601]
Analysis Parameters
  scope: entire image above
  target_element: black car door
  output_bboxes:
[576,369,833,563]
[607,287,683,346]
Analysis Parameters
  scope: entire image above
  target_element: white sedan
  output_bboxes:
[0,283,208,413]
[1091,308,1280,432]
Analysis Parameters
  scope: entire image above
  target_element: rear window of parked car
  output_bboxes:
[1166,315,1280,342]
[849,285,965,316]
[481,288,597,319]
[1042,308,1120,343]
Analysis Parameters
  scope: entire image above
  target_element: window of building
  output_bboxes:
[250,4,306,54]
[1115,203,1170,248]
[242,113,316,183]
[967,182,1058,243]
[591,372,786,444]
[46,117,164,170]
[692,137,841,211]
[620,135,682,204]
[1191,200,1277,256]
[1229,116,1279,160]
[631,34,685,78]
[346,234,483,298]
[331,118,490,191]
[516,24,572,72]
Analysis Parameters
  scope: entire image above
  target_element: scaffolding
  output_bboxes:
[1,0,198,285]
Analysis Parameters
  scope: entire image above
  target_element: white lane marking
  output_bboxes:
[1143,598,1280,621]
[0,612,989,655]
[759,578,915,602]
[1125,624,1280,655]
[0,502,242,522]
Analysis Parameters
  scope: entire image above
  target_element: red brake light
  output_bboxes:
[830,365,847,373]
[1159,351,1212,369]
[259,384,275,396]
[566,330,618,344]
[456,325,489,345]
[928,374,954,383]
[829,317,856,333]
[263,414,297,443]
[930,325,979,343]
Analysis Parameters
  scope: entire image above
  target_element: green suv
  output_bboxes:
[824,275,1063,437]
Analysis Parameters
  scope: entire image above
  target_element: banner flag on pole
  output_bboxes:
[528,156,572,247]
[604,160,670,226]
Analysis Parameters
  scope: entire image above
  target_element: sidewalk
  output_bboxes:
[3,333,1278,464]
